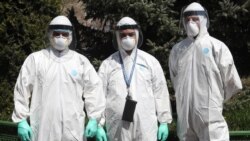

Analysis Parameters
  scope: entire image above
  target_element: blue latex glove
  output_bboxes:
[84,119,98,138]
[157,123,169,141]
[96,126,107,141]
[18,119,32,141]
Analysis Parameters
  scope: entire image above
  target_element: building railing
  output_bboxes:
[0,120,249,141]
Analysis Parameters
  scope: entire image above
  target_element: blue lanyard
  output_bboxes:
[119,49,137,89]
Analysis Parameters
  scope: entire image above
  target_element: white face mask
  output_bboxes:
[186,21,199,37]
[53,37,70,51]
[121,36,136,51]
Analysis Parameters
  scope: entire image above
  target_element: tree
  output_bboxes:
[0,0,61,120]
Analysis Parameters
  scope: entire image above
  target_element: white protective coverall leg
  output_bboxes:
[169,2,242,141]
[12,15,105,141]
[98,17,172,141]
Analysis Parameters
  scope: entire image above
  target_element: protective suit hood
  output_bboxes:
[181,2,209,39]
[113,17,143,52]
[49,15,72,27]
[48,15,76,52]
[184,2,204,12]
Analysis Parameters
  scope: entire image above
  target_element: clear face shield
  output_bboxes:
[112,24,143,50]
[178,5,210,36]
[47,24,77,51]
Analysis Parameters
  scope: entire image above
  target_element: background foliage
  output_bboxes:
[0,0,61,120]
[0,0,249,132]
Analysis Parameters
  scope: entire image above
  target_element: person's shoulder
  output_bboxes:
[168,39,184,57]
[70,50,82,57]
[209,36,224,43]
[26,49,46,60]
[208,36,228,48]
[99,51,119,70]
[70,50,90,61]
[67,50,94,68]
[137,49,160,64]
[29,49,44,55]
[172,38,190,50]
[138,49,155,59]
[21,49,46,66]
[102,51,119,63]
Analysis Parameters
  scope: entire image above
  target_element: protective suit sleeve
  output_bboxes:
[152,60,172,123]
[12,55,35,123]
[217,43,242,101]
[98,61,108,98]
[83,59,105,122]
[168,49,178,91]
[97,61,109,126]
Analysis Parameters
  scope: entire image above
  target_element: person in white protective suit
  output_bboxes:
[97,17,172,141]
[12,15,105,141]
[169,2,242,141]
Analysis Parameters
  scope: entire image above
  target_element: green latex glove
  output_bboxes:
[157,123,169,141]
[85,119,98,138]
[96,126,107,141]
[18,119,32,141]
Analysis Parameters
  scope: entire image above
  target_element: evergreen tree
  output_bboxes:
[0,0,61,120]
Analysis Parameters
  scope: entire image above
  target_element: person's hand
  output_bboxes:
[96,126,107,141]
[84,119,98,138]
[157,123,169,141]
[18,119,32,141]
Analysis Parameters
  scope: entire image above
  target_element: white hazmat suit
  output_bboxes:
[169,2,242,141]
[98,17,172,141]
[12,16,105,141]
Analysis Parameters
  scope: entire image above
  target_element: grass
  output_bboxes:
[223,77,250,130]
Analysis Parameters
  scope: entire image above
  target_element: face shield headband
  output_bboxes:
[47,24,77,50]
[183,10,209,27]
[183,11,207,18]
[48,25,73,31]
[115,24,140,30]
